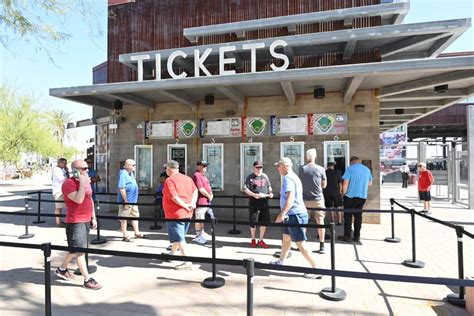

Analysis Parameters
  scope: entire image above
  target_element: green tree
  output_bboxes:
[45,109,73,156]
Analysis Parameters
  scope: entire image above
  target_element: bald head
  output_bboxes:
[71,159,87,169]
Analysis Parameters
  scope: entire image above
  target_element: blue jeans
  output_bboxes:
[167,221,190,243]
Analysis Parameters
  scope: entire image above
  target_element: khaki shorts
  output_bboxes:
[118,205,140,218]
[53,192,64,209]
[304,200,325,220]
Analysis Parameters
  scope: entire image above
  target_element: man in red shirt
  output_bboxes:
[55,159,102,290]
[193,160,214,245]
[162,160,198,270]
[417,162,435,214]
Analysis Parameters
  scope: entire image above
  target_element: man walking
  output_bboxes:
[162,160,198,270]
[55,159,102,290]
[244,160,273,248]
[338,156,373,243]
[323,162,343,226]
[299,149,327,254]
[51,158,68,226]
[271,157,320,279]
[417,162,434,214]
[193,160,213,244]
[400,162,410,188]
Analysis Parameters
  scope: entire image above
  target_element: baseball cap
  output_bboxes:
[196,160,209,167]
[253,160,263,167]
[274,157,293,166]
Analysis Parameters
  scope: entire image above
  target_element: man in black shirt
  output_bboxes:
[244,160,273,248]
[323,162,343,225]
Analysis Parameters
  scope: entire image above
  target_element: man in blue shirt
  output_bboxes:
[338,156,373,242]
[271,157,321,279]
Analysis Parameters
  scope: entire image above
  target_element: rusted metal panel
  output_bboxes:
[107,0,381,83]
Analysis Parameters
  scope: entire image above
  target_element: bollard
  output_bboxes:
[19,198,35,239]
[202,218,225,288]
[149,205,162,230]
[33,191,45,224]
[42,243,52,316]
[320,223,347,301]
[402,209,425,268]
[384,198,400,243]
[90,200,107,245]
[244,258,255,316]
[446,226,466,307]
[75,230,97,275]
[228,196,241,235]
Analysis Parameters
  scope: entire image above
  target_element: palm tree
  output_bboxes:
[46,110,73,156]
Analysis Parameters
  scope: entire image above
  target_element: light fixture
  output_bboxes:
[395,109,404,115]
[205,94,215,105]
[313,86,325,99]
[434,84,448,93]
[355,104,365,112]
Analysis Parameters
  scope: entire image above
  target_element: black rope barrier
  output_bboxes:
[32,191,45,224]
[18,198,34,240]
[384,198,401,243]
[402,208,425,269]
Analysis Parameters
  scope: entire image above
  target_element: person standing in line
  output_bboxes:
[193,160,214,245]
[337,156,373,243]
[55,159,102,290]
[244,160,273,248]
[271,157,321,279]
[299,149,327,254]
[117,159,147,242]
[51,158,69,226]
[85,158,101,200]
[417,162,435,214]
[162,160,198,270]
[400,162,410,188]
[323,162,343,226]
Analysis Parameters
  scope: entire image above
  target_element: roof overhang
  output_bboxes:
[50,56,474,131]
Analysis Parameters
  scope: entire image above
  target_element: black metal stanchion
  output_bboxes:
[90,200,107,245]
[446,226,466,307]
[402,209,425,268]
[228,196,241,235]
[202,218,225,288]
[320,223,347,301]
[42,242,52,316]
[75,231,97,275]
[19,198,35,239]
[149,205,162,230]
[33,191,45,224]
[385,198,400,243]
[244,258,254,316]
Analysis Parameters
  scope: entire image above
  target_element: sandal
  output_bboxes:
[135,234,149,239]
[122,236,133,242]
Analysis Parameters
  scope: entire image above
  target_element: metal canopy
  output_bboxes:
[120,18,470,69]
[50,56,474,132]
[183,2,410,43]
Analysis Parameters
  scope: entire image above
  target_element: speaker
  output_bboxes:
[313,86,325,99]
[205,94,215,105]
[395,108,404,115]
[113,99,123,111]
[434,84,448,93]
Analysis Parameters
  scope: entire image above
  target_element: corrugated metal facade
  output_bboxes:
[107,0,381,83]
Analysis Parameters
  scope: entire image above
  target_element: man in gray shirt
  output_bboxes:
[299,148,327,253]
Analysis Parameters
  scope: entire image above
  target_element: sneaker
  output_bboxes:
[319,245,325,254]
[425,210,432,215]
[250,239,257,248]
[166,244,173,251]
[303,273,322,279]
[257,240,269,248]
[55,267,75,281]
[353,237,361,242]
[83,278,102,290]
[193,234,207,245]
[200,231,211,240]
[420,209,427,213]
[269,259,283,265]
[174,262,193,270]
[337,235,351,242]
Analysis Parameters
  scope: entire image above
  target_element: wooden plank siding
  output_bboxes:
[107,0,381,83]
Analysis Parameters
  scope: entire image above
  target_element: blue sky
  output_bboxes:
[1,0,473,149]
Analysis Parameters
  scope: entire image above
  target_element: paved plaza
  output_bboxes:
[0,175,473,315]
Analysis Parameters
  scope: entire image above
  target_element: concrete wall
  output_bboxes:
[104,90,381,223]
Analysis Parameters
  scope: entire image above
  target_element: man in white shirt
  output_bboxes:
[52,158,68,226]
[399,163,410,188]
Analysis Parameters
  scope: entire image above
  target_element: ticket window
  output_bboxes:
[167,144,187,175]
[240,143,263,190]
[280,142,305,174]
[134,145,153,189]
[323,141,350,175]
[203,143,224,191]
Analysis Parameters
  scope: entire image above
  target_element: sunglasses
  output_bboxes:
[255,166,263,169]
[76,167,88,171]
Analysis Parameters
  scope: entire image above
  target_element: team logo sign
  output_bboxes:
[248,118,266,136]
[180,120,196,137]
[315,115,334,134]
